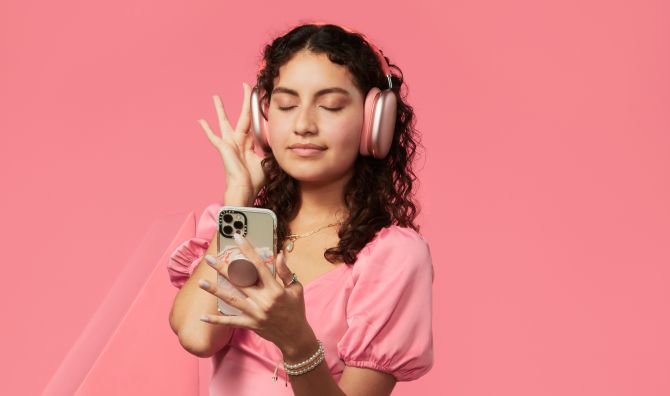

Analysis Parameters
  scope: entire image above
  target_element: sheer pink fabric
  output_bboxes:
[168,203,434,395]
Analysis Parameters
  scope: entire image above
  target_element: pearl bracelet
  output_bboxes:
[283,340,325,376]
[284,352,325,376]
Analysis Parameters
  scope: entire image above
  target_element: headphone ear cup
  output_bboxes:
[360,87,381,156]
[250,87,272,152]
[361,87,397,159]
[260,100,270,149]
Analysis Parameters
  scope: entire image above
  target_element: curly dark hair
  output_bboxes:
[253,23,423,264]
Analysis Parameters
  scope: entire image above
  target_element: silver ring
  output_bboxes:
[286,273,299,287]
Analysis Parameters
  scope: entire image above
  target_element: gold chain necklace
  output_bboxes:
[284,221,344,252]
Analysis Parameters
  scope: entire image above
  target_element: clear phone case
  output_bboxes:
[216,206,277,315]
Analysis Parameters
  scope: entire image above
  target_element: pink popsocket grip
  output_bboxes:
[227,256,259,287]
[219,245,274,288]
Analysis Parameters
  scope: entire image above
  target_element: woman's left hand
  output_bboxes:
[197,233,317,356]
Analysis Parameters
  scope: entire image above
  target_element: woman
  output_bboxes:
[168,22,434,396]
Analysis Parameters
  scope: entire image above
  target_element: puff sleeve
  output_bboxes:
[337,226,435,381]
[167,203,220,289]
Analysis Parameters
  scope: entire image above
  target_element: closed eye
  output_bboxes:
[277,106,343,112]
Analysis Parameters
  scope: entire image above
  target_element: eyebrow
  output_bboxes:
[271,86,351,98]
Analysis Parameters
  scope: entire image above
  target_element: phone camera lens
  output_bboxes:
[233,221,244,230]
[223,214,233,223]
[223,225,233,235]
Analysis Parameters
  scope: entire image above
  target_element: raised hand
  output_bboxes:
[198,82,267,205]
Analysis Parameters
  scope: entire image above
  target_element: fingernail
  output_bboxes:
[198,279,210,288]
[200,315,210,322]
[233,232,244,243]
[204,255,217,266]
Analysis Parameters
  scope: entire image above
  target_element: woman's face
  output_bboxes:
[267,49,365,185]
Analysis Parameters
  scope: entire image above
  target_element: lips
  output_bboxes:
[288,143,326,157]
[288,143,326,150]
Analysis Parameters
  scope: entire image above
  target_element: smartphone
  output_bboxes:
[216,206,277,315]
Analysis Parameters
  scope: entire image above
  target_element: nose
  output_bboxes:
[293,106,318,136]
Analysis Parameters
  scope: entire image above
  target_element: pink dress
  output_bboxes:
[168,203,434,395]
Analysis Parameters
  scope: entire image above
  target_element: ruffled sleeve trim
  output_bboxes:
[167,203,220,289]
[341,358,434,382]
[167,236,211,288]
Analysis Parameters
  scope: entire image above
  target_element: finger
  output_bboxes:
[199,311,256,329]
[205,252,244,285]
[233,83,251,150]
[213,95,233,136]
[212,247,250,275]
[232,233,278,288]
[274,251,294,287]
[243,133,260,161]
[197,277,257,316]
[245,132,256,153]
[198,118,220,145]
[204,254,229,277]
[235,82,251,135]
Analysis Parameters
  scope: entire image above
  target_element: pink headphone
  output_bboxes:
[250,22,398,159]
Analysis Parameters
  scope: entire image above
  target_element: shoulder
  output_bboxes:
[361,224,431,258]
[354,225,433,278]
[201,202,222,221]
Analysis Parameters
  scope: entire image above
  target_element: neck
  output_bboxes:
[292,171,352,231]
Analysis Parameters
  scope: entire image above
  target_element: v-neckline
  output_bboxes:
[301,263,349,292]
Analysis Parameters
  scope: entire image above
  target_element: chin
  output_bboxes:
[275,152,357,184]
[285,168,332,183]
[287,166,355,187]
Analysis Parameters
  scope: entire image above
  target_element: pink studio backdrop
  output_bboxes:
[1,0,668,395]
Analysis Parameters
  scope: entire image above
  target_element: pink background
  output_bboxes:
[1,0,669,395]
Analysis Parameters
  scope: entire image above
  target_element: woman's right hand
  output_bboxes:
[198,82,267,206]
